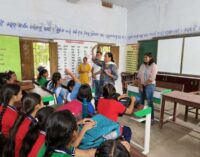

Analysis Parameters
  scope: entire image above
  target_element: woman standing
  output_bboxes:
[92,46,118,97]
[137,53,158,121]
[78,57,91,84]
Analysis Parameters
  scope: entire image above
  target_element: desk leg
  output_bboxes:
[173,102,177,122]
[160,97,165,129]
[143,113,151,155]
[195,109,198,119]
[184,106,188,122]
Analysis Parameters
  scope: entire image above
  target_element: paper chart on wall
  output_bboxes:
[54,40,97,79]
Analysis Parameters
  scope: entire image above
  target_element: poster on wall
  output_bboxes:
[54,40,97,80]
[0,35,22,80]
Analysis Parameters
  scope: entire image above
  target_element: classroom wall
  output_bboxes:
[0,0,127,93]
[127,0,200,43]
[0,0,127,44]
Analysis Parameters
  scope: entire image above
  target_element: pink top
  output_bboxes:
[137,63,158,85]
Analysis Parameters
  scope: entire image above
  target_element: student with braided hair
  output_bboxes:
[47,72,66,104]
[0,84,22,137]
[37,66,49,87]
[95,139,131,157]
[38,110,96,157]
[0,84,22,156]
[3,93,44,157]
[20,107,54,157]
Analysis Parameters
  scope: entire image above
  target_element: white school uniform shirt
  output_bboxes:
[93,63,101,80]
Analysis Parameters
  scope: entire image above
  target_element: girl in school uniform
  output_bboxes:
[95,139,131,157]
[6,70,19,84]
[47,72,66,105]
[77,84,95,117]
[0,84,22,155]
[0,84,22,137]
[97,83,135,143]
[37,67,49,87]
[38,110,96,157]
[65,68,81,102]
[3,93,44,157]
[20,107,54,157]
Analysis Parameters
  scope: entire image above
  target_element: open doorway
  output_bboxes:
[20,39,58,80]
[33,42,50,78]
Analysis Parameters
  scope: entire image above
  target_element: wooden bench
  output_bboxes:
[156,81,184,92]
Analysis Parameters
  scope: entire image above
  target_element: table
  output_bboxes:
[160,91,200,128]
[27,84,52,97]
[26,84,57,105]
[185,91,200,121]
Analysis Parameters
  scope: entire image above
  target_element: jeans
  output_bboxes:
[140,84,155,120]
[93,79,101,100]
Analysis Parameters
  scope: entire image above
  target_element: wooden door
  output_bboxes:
[111,46,119,68]
[20,40,34,80]
[49,42,58,75]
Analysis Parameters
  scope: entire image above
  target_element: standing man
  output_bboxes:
[92,49,102,107]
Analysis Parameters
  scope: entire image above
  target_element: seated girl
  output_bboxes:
[97,83,135,142]
[77,84,95,117]
[65,68,81,102]
[0,84,22,155]
[6,70,19,84]
[37,66,49,87]
[95,139,131,157]
[3,93,44,157]
[47,72,66,105]
[20,107,54,157]
[0,84,22,137]
[38,110,96,157]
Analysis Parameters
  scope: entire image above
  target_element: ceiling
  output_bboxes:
[66,0,148,10]
[102,0,148,10]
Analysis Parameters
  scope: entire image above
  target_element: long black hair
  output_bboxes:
[20,107,54,157]
[44,110,77,157]
[6,70,15,81]
[0,73,8,89]
[0,84,21,132]
[66,80,75,92]
[144,52,155,65]
[105,52,114,62]
[49,72,61,90]
[0,84,20,157]
[3,93,42,157]
[77,84,92,102]
[37,69,48,81]
[95,140,130,157]
[103,83,116,99]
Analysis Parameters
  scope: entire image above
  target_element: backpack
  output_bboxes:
[57,100,82,120]
[79,114,120,149]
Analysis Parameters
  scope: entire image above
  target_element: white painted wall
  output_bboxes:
[0,0,127,93]
[0,0,127,44]
[127,0,200,43]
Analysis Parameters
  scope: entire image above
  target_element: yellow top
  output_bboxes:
[78,63,91,84]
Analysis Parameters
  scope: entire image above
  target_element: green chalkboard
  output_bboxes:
[0,35,22,80]
[138,40,158,69]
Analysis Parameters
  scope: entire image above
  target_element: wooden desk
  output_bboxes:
[184,91,200,121]
[27,84,53,97]
[160,91,200,128]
